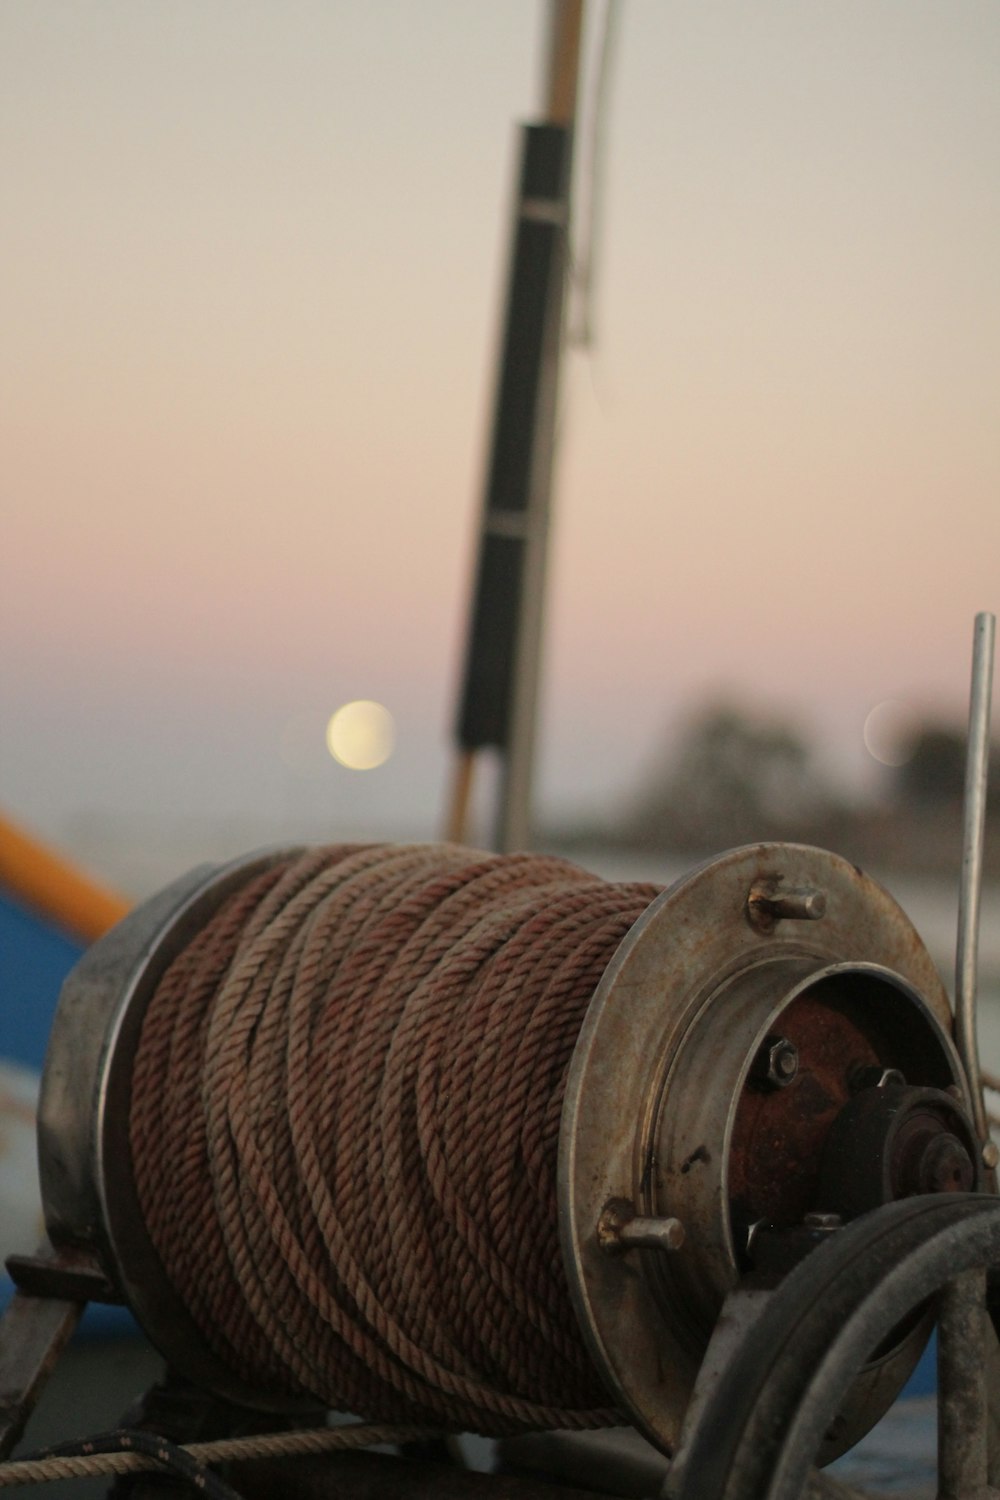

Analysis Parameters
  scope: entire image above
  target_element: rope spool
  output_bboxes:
[127,844,660,1433]
[38,838,973,1459]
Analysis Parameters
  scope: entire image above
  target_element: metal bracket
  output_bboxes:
[6,1242,121,1304]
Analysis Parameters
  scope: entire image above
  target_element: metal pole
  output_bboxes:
[495,1,582,852]
[955,611,996,1152]
[937,1267,990,1499]
[447,3,584,851]
[543,0,585,124]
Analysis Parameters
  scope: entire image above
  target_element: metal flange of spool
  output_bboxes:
[558,842,968,1457]
[37,847,316,1413]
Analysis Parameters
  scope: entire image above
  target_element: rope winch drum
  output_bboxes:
[37,839,986,1459]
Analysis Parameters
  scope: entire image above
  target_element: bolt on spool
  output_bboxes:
[746,879,827,933]
[597,1199,685,1255]
[750,1034,799,1090]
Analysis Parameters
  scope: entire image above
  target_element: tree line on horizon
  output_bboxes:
[563,702,1000,875]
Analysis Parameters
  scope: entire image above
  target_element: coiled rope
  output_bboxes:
[129,844,660,1435]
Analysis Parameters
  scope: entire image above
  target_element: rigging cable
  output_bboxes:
[568,0,624,350]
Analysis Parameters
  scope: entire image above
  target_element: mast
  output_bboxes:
[447,1,583,851]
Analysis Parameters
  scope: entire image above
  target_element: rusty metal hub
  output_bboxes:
[818,1080,980,1221]
[728,970,975,1243]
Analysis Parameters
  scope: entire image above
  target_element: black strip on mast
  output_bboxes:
[455,123,572,754]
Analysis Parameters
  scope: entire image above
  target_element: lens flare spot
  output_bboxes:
[326,700,395,771]
[863,700,916,767]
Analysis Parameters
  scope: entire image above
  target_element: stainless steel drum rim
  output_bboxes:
[38,846,318,1413]
[558,842,958,1455]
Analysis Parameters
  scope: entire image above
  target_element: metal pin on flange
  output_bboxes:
[597,1198,685,1255]
[747,881,827,934]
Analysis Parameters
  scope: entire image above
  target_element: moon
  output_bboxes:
[326,700,395,771]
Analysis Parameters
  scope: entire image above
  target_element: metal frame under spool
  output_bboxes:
[667,1193,1000,1499]
[36,846,319,1415]
[559,841,972,1459]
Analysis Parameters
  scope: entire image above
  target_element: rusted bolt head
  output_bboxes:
[761,1032,803,1092]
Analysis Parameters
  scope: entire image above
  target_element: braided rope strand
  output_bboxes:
[0,1422,441,1489]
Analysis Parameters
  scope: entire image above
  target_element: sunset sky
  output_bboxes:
[3,2,1000,871]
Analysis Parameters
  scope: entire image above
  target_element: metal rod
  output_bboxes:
[0,1292,83,1458]
[955,611,995,1148]
[937,1267,990,1499]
